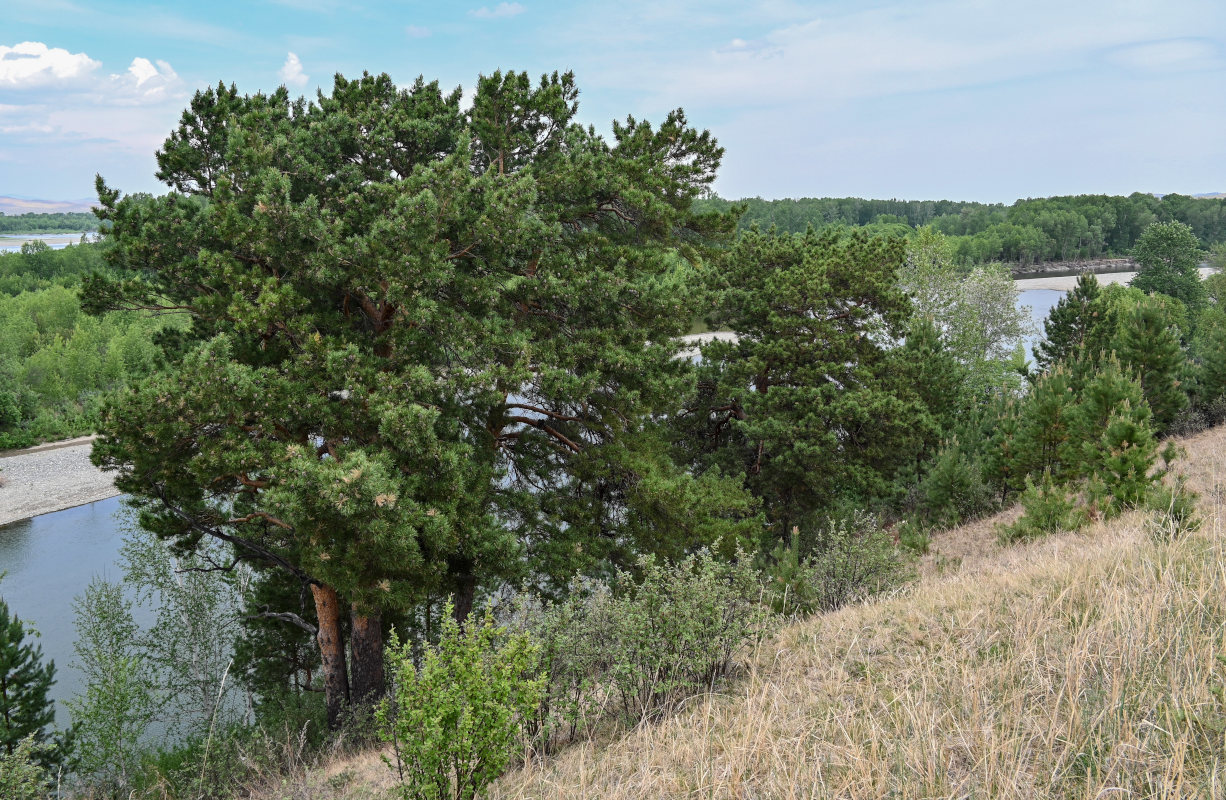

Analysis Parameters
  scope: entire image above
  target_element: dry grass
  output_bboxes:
[276,426,1226,799]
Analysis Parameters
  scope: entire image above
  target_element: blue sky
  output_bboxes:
[2,0,1224,203]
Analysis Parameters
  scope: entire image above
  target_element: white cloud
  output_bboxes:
[279,52,309,88]
[0,41,99,88]
[107,57,182,106]
[469,2,525,20]
[0,41,187,175]
[406,25,431,38]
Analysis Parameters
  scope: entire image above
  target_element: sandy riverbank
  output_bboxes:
[0,436,119,527]
[1014,266,1218,291]
[0,233,98,252]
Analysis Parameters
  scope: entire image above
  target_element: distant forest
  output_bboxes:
[0,211,98,234]
[5,195,1226,267]
[696,193,1226,268]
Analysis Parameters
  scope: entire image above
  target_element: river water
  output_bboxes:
[0,495,145,725]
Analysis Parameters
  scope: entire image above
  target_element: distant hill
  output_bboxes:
[0,195,94,215]
[1194,192,1226,199]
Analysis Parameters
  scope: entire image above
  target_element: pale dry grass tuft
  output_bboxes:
[266,426,1226,799]
[489,426,1226,799]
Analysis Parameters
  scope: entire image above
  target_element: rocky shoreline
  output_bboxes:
[1010,257,1136,278]
[0,436,119,527]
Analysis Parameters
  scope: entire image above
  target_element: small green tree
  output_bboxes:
[0,594,55,759]
[1034,273,1114,373]
[66,578,158,795]
[1089,402,1167,513]
[1008,366,1078,483]
[1114,296,1189,432]
[1130,221,1206,310]
[1193,306,1226,404]
[999,472,1088,543]
[379,608,543,800]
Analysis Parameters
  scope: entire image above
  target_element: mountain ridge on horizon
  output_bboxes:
[0,195,95,215]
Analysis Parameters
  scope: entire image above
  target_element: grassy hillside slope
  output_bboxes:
[279,425,1226,799]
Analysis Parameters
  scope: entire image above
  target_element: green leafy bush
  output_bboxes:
[379,607,543,800]
[519,550,772,746]
[0,737,51,800]
[778,511,905,614]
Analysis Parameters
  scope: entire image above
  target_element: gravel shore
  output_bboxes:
[0,437,120,527]
[1014,266,1218,291]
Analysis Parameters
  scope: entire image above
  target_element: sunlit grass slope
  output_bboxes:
[489,426,1226,799]
[292,425,1226,799]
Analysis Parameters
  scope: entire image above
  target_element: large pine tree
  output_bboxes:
[86,70,740,728]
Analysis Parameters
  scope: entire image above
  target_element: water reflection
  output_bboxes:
[0,496,138,724]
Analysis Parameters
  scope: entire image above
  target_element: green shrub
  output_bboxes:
[897,520,932,556]
[999,473,1088,543]
[919,441,998,527]
[379,607,544,800]
[520,550,772,745]
[1146,476,1203,541]
[765,511,905,616]
[0,737,51,800]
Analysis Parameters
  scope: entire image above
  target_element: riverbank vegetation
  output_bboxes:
[1,69,1225,799]
[0,241,170,449]
[0,212,98,235]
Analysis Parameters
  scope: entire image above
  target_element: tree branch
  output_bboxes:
[245,608,318,636]
[505,415,583,453]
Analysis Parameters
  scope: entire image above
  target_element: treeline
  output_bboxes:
[0,211,98,234]
[0,241,169,448]
[697,192,1226,268]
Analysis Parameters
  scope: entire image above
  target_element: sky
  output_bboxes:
[1,0,1224,204]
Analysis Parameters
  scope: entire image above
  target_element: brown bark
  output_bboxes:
[452,570,477,625]
[349,607,385,706]
[310,583,350,730]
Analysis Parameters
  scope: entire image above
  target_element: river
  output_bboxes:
[0,496,146,725]
[0,233,98,253]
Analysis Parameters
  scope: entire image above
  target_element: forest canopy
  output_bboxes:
[696,193,1224,268]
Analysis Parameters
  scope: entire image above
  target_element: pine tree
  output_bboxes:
[900,315,968,447]
[1034,273,1114,373]
[1065,353,1148,478]
[1092,401,1164,512]
[1114,296,1189,432]
[692,227,922,539]
[85,70,738,727]
[1193,307,1226,404]
[1009,366,1078,483]
[0,596,55,757]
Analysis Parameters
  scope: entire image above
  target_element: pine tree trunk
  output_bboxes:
[310,583,350,730]
[349,608,385,706]
[452,570,476,625]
